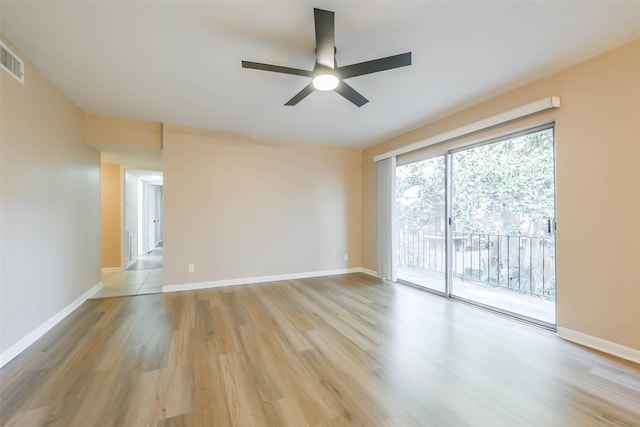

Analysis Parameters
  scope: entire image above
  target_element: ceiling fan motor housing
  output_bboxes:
[241,8,412,107]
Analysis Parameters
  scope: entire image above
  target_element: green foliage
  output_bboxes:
[396,156,445,231]
[396,129,555,236]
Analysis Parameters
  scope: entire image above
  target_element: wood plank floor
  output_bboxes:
[1,273,639,426]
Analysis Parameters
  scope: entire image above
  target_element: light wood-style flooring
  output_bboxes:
[1,273,639,426]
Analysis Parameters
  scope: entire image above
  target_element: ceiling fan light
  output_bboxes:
[312,74,339,91]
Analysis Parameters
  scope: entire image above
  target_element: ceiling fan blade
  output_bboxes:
[314,8,335,69]
[337,52,412,79]
[335,81,369,107]
[285,83,315,106]
[242,61,313,77]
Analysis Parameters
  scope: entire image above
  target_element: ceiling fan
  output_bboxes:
[241,8,412,107]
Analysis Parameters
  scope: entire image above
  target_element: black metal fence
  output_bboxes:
[398,228,556,298]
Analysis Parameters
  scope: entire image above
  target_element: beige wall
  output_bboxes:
[0,36,101,355]
[362,40,640,351]
[163,124,361,285]
[101,163,121,269]
[85,113,162,149]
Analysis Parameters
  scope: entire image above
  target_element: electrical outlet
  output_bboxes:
[343,253,349,261]
[187,264,195,273]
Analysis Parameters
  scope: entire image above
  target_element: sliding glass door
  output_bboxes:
[396,156,446,293]
[450,127,556,324]
[395,126,557,325]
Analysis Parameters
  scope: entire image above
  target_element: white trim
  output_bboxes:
[557,327,640,364]
[101,267,122,273]
[374,96,561,162]
[163,268,365,293]
[360,268,379,278]
[0,281,103,368]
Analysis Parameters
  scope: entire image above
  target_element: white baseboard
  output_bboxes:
[101,267,122,273]
[557,327,640,364]
[359,268,379,278]
[0,281,103,368]
[163,267,368,293]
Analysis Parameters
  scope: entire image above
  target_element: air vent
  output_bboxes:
[1,41,25,84]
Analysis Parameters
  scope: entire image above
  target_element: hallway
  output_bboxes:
[127,246,163,270]
[91,268,163,299]
[92,248,164,298]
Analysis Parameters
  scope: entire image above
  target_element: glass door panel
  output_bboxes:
[396,156,446,293]
[450,128,556,324]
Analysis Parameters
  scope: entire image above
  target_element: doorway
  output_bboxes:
[94,168,164,299]
[124,169,164,271]
[396,126,556,326]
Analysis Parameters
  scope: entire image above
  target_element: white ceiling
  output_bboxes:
[2,1,640,149]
